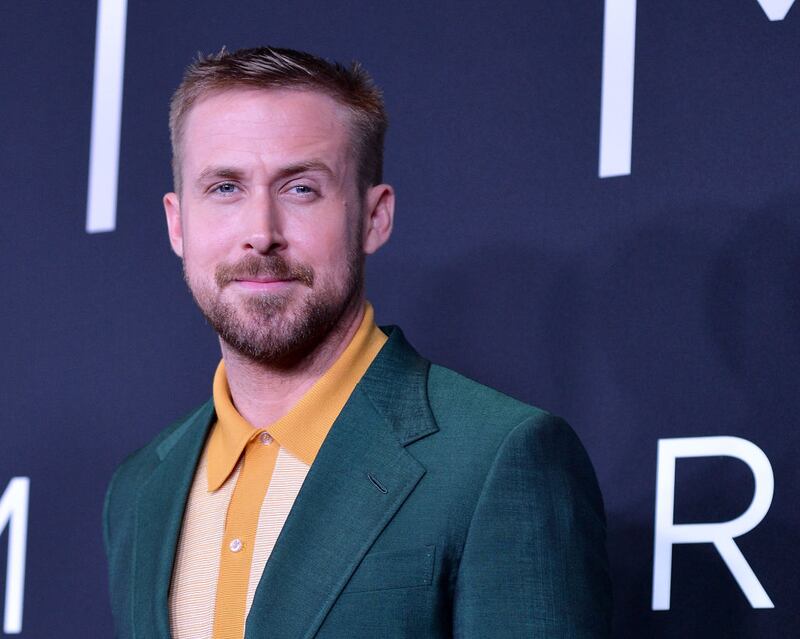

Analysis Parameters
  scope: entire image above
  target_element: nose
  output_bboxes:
[242,190,286,254]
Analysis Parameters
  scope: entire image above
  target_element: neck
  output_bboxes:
[219,297,366,427]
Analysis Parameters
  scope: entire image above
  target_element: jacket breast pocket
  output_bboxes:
[342,545,436,594]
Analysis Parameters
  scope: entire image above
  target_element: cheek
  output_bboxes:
[181,254,208,291]
[181,249,223,296]
[291,214,354,266]
[312,237,357,283]
[183,223,234,270]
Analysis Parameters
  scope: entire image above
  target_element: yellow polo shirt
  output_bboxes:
[169,304,387,639]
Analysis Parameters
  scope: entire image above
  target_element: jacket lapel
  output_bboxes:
[132,401,214,638]
[246,327,438,639]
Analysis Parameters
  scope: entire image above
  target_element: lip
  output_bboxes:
[232,278,295,290]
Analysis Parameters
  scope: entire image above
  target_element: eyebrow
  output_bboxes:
[272,160,335,182]
[195,166,246,186]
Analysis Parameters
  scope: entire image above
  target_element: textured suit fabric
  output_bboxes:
[104,326,612,638]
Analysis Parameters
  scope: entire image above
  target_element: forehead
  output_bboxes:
[180,87,354,171]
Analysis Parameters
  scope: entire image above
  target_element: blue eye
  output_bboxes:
[290,185,314,195]
[214,182,238,195]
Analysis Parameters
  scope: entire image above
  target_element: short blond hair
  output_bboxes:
[169,46,387,193]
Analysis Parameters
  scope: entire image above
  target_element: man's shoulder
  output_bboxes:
[425,362,566,446]
[103,399,213,548]
[428,364,557,424]
[374,325,570,451]
[107,400,213,495]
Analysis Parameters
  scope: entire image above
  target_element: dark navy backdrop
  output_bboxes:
[1,1,797,636]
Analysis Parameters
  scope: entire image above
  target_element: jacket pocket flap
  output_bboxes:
[343,545,436,594]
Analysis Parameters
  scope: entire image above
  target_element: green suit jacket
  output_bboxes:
[104,327,611,638]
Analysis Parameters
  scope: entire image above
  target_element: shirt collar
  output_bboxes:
[207,302,387,491]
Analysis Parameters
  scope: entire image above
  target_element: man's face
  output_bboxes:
[163,88,389,364]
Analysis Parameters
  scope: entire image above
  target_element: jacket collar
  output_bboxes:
[359,325,438,445]
[132,325,437,639]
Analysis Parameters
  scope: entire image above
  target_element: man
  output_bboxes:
[104,46,611,638]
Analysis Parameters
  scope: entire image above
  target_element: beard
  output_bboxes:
[184,244,364,366]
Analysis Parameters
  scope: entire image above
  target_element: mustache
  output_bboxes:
[215,254,315,288]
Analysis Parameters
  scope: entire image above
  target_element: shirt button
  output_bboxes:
[229,538,243,553]
[259,432,273,445]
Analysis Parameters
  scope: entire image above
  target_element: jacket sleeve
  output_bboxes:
[452,413,612,637]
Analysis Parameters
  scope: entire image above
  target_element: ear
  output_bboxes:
[362,184,395,255]
[163,192,184,257]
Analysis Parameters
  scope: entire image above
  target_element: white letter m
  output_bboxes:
[0,477,29,634]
